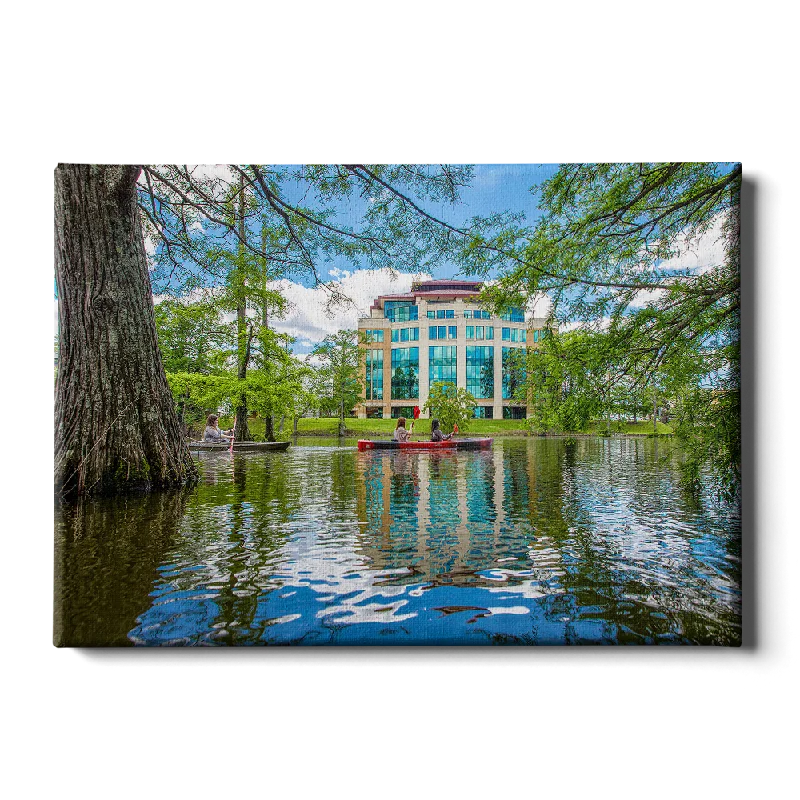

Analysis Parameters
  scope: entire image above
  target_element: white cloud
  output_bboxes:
[269,268,430,348]
[656,212,728,275]
[558,318,612,334]
[630,213,729,309]
[526,292,552,319]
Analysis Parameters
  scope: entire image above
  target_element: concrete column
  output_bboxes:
[456,333,467,392]
[383,339,392,417]
[419,340,429,412]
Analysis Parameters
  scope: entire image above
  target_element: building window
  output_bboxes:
[486,326,494,340]
[475,325,484,340]
[429,345,457,386]
[502,327,525,343]
[392,327,419,342]
[365,329,384,343]
[503,406,526,419]
[466,346,494,399]
[391,347,419,399]
[391,406,415,419]
[502,347,526,400]
[500,307,525,322]
[367,407,384,419]
[427,310,436,319]
[365,349,384,400]
[448,326,457,340]
[473,406,494,419]
[464,310,473,319]
[385,302,418,322]
[466,326,474,339]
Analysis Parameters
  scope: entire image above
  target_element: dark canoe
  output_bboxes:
[188,441,291,452]
[357,438,493,451]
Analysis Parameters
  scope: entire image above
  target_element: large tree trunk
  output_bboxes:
[54,164,197,499]
[264,414,275,442]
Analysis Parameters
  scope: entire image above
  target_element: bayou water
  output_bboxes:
[54,437,741,646]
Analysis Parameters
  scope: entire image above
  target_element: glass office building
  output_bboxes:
[357,280,549,419]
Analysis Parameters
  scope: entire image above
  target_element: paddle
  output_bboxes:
[410,405,420,439]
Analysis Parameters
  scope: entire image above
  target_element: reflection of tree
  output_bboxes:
[502,348,526,400]
[139,452,304,645]
[208,455,260,643]
[392,365,418,399]
[480,361,494,398]
[520,438,741,645]
[55,490,189,646]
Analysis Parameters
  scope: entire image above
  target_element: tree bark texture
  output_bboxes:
[55,164,198,499]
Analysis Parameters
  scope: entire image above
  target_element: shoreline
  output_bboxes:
[229,430,674,440]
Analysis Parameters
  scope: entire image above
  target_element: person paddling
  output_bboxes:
[430,418,453,442]
[204,414,233,443]
[393,417,411,442]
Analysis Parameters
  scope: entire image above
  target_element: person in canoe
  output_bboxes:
[204,414,233,443]
[430,419,453,442]
[393,417,411,442]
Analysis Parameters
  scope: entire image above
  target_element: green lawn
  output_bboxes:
[217,414,672,438]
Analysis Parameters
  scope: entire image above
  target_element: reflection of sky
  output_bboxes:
[127,440,741,646]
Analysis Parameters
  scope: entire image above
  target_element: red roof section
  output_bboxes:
[370,279,484,310]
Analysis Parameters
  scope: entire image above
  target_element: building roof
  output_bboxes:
[370,279,484,310]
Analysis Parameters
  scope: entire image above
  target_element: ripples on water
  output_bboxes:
[54,438,741,646]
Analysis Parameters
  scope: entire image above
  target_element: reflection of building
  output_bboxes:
[357,279,549,419]
[354,449,534,585]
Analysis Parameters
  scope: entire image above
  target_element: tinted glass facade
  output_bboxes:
[391,327,419,342]
[502,347,526,400]
[429,345,457,386]
[391,347,419,399]
[385,302,418,322]
[365,348,384,400]
[500,308,525,322]
[466,346,494,399]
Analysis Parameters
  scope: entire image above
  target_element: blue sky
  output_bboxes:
[274,164,560,353]
[48,161,728,357]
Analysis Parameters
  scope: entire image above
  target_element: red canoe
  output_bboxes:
[357,438,493,451]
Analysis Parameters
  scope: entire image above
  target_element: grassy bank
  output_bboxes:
[216,415,673,439]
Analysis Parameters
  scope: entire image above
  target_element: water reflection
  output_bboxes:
[55,439,741,646]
